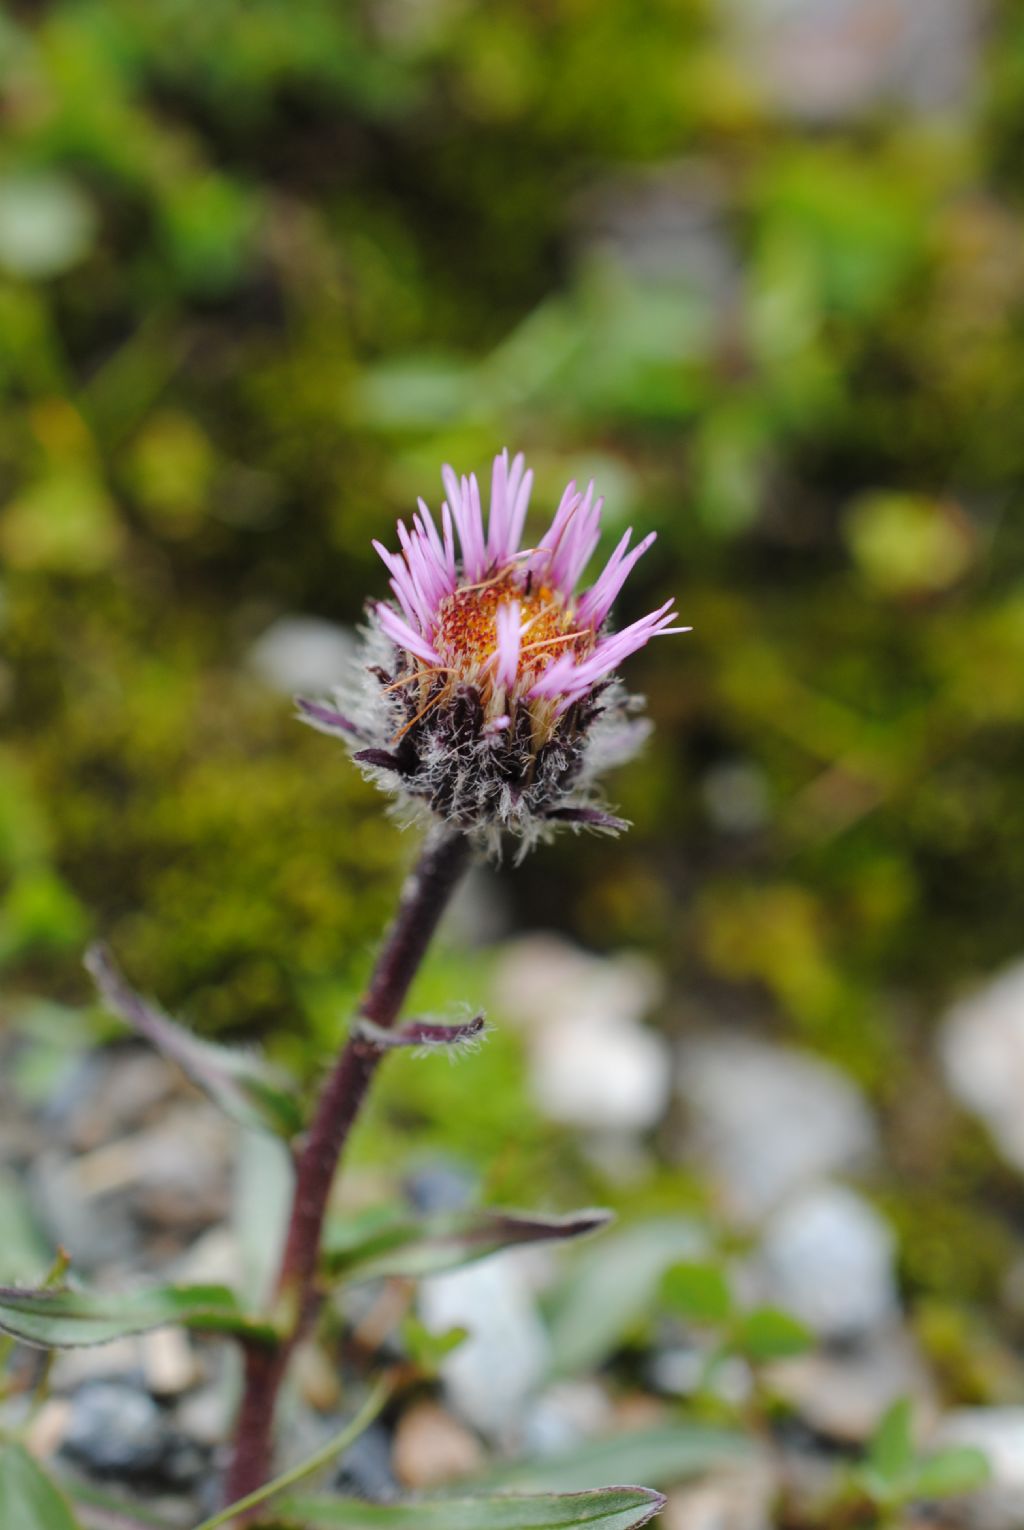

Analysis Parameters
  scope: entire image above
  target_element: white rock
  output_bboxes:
[248,616,355,695]
[724,0,981,124]
[531,1011,671,1133]
[494,934,662,1032]
[931,1408,1024,1529]
[770,1326,937,1443]
[755,1184,898,1339]
[677,1036,878,1221]
[940,963,1024,1174]
[663,1457,775,1530]
[494,935,671,1133]
[520,1381,613,1457]
[418,1251,550,1443]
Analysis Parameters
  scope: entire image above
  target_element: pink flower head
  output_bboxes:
[372,450,686,722]
[304,450,688,852]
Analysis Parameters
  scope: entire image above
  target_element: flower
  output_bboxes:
[301,450,688,854]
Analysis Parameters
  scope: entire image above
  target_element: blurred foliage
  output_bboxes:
[1,0,1024,1327]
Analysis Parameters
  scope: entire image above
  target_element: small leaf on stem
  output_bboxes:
[85,944,302,1140]
[324,1206,613,1285]
[354,1014,486,1054]
[296,698,363,737]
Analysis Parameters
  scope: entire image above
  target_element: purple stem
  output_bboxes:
[225,825,472,1508]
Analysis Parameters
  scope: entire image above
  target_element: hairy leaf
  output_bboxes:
[323,1206,612,1285]
[275,1487,666,1529]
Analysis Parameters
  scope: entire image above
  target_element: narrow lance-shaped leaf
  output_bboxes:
[323,1206,613,1285]
[276,1487,667,1530]
[85,944,302,1140]
[0,1281,276,1348]
[468,1423,750,1496]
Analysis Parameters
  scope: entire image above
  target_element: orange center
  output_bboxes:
[435,571,586,692]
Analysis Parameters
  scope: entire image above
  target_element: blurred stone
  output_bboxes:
[51,1338,145,1393]
[676,1036,878,1221]
[171,1227,242,1289]
[0,173,97,279]
[41,1049,177,1152]
[447,863,510,947]
[662,1457,775,1530]
[701,761,772,835]
[768,1326,937,1443]
[495,935,662,1031]
[940,963,1024,1174]
[177,1378,233,1448]
[29,1152,137,1272]
[62,1381,203,1485]
[574,160,739,313]
[725,0,981,123]
[520,1381,614,1457]
[393,1400,483,1488]
[754,1184,898,1340]
[248,616,355,695]
[334,1420,399,1502]
[294,1342,342,1412]
[419,1251,550,1442]
[495,935,670,1133]
[530,1009,671,1133]
[141,1329,198,1398]
[404,1159,476,1215]
[931,1409,1024,1529]
[648,1341,752,1407]
[25,1398,71,1462]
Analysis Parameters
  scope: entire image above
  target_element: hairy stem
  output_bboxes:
[224,824,472,1509]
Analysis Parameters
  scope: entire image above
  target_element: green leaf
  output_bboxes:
[547,1219,708,1377]
[68,1479,174,1530]
[469,1424,750,1494]
[661,1262,733,1326]
[400,1313,468,1373]
[0,1442,83,1529]
[0,1281,275,1348]
[904,1446,990,1501]
[733,1307,813,1361]
[324,1206,612,1285]
[275,1487,667,1529]
[867,1399,915,1486]
[234,1128,295,1309]
[85,944,302,1140]
[0,1169,51,1283]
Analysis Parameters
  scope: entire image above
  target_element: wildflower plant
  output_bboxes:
[0,453,683,1530]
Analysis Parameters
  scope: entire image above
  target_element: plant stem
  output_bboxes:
[224,824,472,1511]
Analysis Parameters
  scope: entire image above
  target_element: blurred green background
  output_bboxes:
[2,0,1024,1316]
